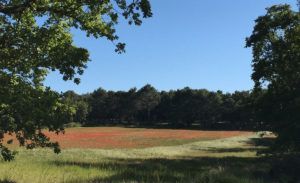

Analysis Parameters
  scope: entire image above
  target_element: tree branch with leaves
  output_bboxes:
[0,0,152,161]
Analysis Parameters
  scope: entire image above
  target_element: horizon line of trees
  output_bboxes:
[63,84,267,130]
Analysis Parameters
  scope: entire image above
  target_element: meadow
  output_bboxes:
[0,127,291,183]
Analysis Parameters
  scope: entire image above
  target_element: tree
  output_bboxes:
[167,88,205,127]
[87,87,112,125]
[135,84,160,124]
[246,4,300,152]
[62,91,89,124]
[116,88,138,123]
[154,91,174,124]
[0,0,152,160]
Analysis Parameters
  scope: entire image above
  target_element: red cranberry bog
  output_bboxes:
[44,127,253,149]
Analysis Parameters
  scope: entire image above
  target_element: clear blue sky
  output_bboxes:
[44,0,297,94]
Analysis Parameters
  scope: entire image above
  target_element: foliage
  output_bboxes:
[246,4,300,152]
[135,84,160,123]
[0,0,152,160]
[62,91,89,124]
[80,85,258,129]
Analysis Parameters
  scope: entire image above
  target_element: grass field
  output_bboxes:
[0,127,287,183]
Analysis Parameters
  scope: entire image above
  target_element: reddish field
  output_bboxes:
[46,127,252,149]
[4,127,253,149]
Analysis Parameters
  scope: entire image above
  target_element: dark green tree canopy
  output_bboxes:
[246,4,300,152]
[246,4,300,90]
[0,0,152,161]
[85,85,256,130]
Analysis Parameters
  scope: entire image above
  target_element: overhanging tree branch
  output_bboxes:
[0,0,36,15]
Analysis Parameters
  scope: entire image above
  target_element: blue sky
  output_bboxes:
[44,0,297,94]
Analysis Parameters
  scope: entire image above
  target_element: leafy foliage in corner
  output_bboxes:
[246,4,300,152]
[0,0,152,161]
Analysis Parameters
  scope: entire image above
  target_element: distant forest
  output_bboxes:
[63,84,266,130]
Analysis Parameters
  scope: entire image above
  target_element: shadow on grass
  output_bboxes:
[49,146,300,183]
[205,147,259,153]
[0,180,16,183]
[51,156,282,183]
[248,137,276,147]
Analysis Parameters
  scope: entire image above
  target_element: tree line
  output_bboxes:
[63,85,265,130]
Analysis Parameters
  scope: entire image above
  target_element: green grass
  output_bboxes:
[0,131,287,183]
